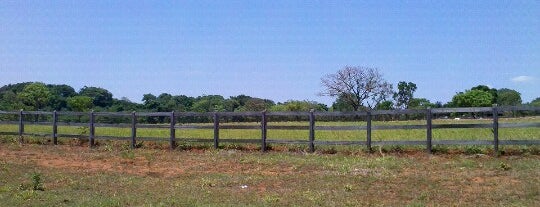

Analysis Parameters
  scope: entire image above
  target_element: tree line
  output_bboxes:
[1,67,538,115]
[0,82,327,114]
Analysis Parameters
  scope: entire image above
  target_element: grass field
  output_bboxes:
[0,142,539,206]
[1,117,538,143]
[0,117,539,206]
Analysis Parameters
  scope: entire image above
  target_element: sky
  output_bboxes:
[1,0,539,105]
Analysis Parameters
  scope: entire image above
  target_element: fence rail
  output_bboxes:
[1,105,539,155]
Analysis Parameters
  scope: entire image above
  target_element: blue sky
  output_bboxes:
[1,0,539,105]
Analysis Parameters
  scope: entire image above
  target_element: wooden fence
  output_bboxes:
[0,106,539,154]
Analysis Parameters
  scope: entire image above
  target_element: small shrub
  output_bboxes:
[390,145,404,153]
[31,173,44,191]
[19,172,44,191]
[344,184,353,192]
[464,146,483,155]
[320,147,337,154]
[499,162,511,171]
[432,146,449,154]
[120,150,135,159]
[263,195,280,203]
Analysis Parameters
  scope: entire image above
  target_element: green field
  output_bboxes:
[0,143,539,206]
[1,117,538,143]
[0,117,539,206]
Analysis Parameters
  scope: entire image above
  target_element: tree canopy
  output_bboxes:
[17,82,51,110]
[79,86,113,108]
[496,88,522,106]
[320,66,393,111]
[451,90,493,107]
[0,81,532,116]
[393,81,417,109]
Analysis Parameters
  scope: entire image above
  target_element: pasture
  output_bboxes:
[0,111,539,206]
[0,141,539,206]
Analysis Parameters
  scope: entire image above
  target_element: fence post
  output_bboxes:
[426,107,432,154]
[261,110,267,152]
[89,110,95,148]
[131,111,137,149]
[492,104,499,156]
[18,109,24,144]
[213,112,219,149]
[170,111,176,150]
[366,111,372,152]
[53,110,58,145]
[309,109,315,153]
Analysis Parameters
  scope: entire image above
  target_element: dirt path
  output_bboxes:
[0,144,188,177]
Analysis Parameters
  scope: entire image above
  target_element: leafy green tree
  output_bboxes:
[393,81,417,109]
[235,98,271,111]
[530,97,540,107]
[496,88,522,106]
[471,85,497,104]
[109,97,142,112]
[173,95,195,111]
[79,86,113,107]
[191,95,226,112]
[66,96,93,111]
[451,90,493,107]
[376,100,394,110]
[409,98,436,109]
[270,100,327,111]
[0,82,32,94]
[17,82,51,110]
[228,95,252,111]
[47,84,77,110]
[0,90,21,110]
[142,93,159,110]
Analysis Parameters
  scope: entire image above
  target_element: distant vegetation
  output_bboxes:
[0,67,538,114]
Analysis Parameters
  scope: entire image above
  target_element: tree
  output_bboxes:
[451,90,493,107]
[376,100,394,110]
[496,88,522,106]
[17,82,51,110]
[109,98,142,112]
[66,96,93,111]
[320,66,393,111]
[47,84,77,110]
[409,98,435,109]
[79,86,113,108]
[191,95,226,112]
[471,85,497,104]
[270,100,327,112]
[530,97,540,107]
[393,81,417,109]
[331,93,356,112]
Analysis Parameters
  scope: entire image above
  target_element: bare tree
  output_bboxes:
[320,66,393,111]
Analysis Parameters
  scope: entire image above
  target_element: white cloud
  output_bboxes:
[511,76,535,83]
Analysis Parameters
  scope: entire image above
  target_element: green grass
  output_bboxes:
[0,144,538,206]
[1,117,538,146]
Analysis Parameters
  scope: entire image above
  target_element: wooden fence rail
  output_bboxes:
[0,105,539,155]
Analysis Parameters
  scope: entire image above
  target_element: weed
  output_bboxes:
[18,172,44,191]
[499,162,511,171]
[120,150,135,159]
[464,146,483,155]
[390,145,404,153]
[135,141,144,148]
[200,178,216,188]
[31,173,44,191]
[320,147,338,154]
[263,194,281,203]
[344,184,353,192]
[432,146,449,154]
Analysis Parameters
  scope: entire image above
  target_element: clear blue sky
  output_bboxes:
[1,1,539,105]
